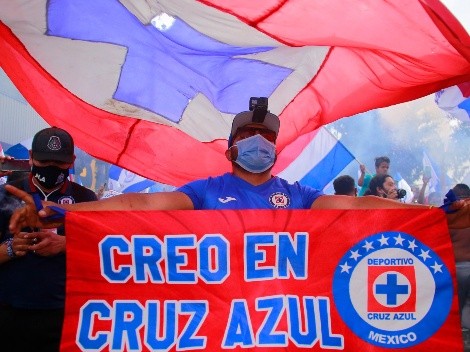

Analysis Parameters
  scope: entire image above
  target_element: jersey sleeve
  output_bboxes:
[177,179,209,210]
[298,183,324,208]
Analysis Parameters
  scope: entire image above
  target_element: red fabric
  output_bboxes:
[62,209,462,351]
[1,0,470,185]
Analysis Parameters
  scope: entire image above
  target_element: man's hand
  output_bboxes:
[25,231,65,256]
[5,185,64,233]
[11,232,36,257]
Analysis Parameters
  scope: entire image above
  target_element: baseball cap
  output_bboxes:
[229,110,280,142]
[31,127,75,163]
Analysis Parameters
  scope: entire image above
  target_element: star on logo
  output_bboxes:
[378,234,389,246]
[407,239,418,252]
[340,262,352,273]
[430,262,443,274]
[362,240,374,252]
[394,234,405,246]
[349,250,361,261]
[419,249,431,262]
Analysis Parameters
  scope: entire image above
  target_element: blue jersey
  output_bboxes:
[178,173,323,210]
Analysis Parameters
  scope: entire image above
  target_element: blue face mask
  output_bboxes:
[233,134,276,173]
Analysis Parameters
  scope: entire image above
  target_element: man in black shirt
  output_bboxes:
[0,127,97,352]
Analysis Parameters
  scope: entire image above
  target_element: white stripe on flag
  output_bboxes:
[276,127,355,190]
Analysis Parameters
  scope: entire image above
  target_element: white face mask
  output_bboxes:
[232,134,276,173]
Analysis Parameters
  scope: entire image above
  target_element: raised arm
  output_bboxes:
[357,164,366,187]
[5,185,194,233]
[416,175,430,204]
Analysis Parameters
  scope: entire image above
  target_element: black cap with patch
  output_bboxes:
[31,127,74,163]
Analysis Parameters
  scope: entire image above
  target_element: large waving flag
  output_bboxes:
[394,172,415,203]
[1,0,470,186]
[274,127,355,190]
[435,81,470,122]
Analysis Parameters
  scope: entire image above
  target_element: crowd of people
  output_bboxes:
[1,102,470,350]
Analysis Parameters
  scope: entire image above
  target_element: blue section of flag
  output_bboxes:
[46,0,291,122]
[5,143,29,159]
[108,165,157,193]
[299,141,355,189]
[120,179,156,193]
[458,98,470,119]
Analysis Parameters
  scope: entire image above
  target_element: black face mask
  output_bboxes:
[31,165,69,189]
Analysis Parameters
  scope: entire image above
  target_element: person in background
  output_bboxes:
[0,127,97,352]
[363,174,401,201]
[358,156,390,196]
[449,183,470,348]
[414,174,431,204]
[333,175,357,196]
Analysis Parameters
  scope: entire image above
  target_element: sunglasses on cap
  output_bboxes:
[235,126,277,143]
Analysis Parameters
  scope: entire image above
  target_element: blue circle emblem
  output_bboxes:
[332,231,453,348]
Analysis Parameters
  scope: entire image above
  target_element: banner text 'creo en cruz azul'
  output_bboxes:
[76,232,344,351]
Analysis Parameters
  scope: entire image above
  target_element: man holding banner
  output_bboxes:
[5,99,470,230]
[4,100,470,351]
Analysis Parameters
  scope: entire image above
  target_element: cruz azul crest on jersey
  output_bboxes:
[269,192,290,208]
[58,196,75,204]
[332,231,453,348]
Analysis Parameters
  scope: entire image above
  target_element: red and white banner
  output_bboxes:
[63,209,462,351]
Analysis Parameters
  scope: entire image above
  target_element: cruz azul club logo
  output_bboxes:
[332,231,453,348]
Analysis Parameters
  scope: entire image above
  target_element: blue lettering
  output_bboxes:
[166,236,197,283]
[199,235,229,283]
[111,301,144,351]
[245,232,308,281]
[133,236,164,283]
[318,298,343,348]
[278,233,308,279]
[100,236,131,282]
[178,301,208,350]
[367,258,414,266]
[100,234,229,284]
[77,301,111,350]
[256,296,287,346]
[287,296,318,347]
[78,300,208,351]
[222,300,255,348]
[245,233,275,280]
[144,301,177,350]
